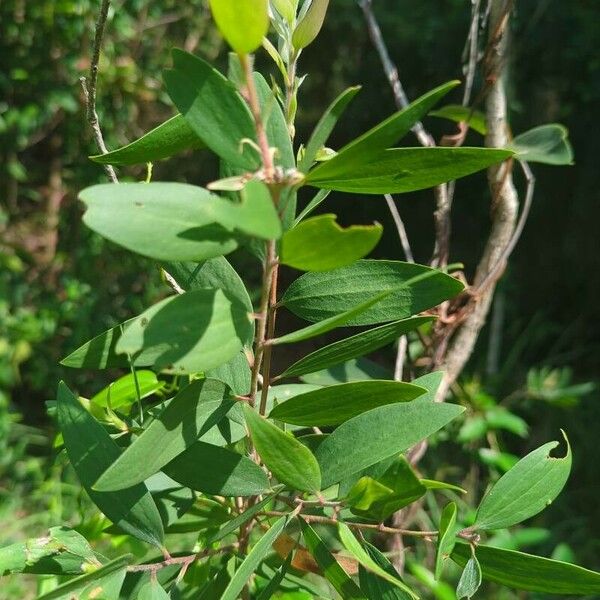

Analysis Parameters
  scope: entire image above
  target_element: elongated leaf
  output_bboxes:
[306,147,513,194]
[270,380,427,426]
[165,50,259,170]
[95,379,245,491]
[243,405,321,492]
[295,189,331,224]
[116,289,253,374]
[281,317,433,378]
[473,433,571,530]
[0,527,99,576]
[339,523,417,598]
[209,0,269,54]
[36,555,130,600]
[256,552,293,600]
[307,81,458,177]
[435,502,458,580]
[509,124,574,165]
[359,541,414,600]
[412,371,445,403]
[165,257,252,320]
[163,441,269,496]
[145,473,195,529]
[91,371,163,411]
[299,86,361,172]
[57,383,164,546]
[302,357,393,385]
[316,401,464,488]
[429,104,487,135]
[452,543,600,595]
[422,479,467,494]
[298,519,366,599]
[456,556,482,599]
[281,214,382,272]
[292,0,329,49]
[137,578,171,600]
[282,260,463,325]
[220,516,288,600]
[209,493,279,544]
[91,114,204,166]
[272,288,395,345]
[207,350,252,396]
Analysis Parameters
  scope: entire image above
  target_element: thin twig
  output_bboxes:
[80,0,117,183]
[127,545,237,573]
[384,194,413,263]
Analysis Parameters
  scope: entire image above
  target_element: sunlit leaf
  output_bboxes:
[90,371,163,411]
[292,0,330,49]
[435,502,458,580]
[429,104,487,135]
[209,0,269,54]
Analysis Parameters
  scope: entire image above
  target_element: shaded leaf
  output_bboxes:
[165,49,259,170]
[116,289,253,374]
[209,0,269,54]
[220,516,288,600]
[301,357,393,385]
[207,350,252,396]
[294,189,331,224]
[163,440,270,496]
[137,578,171,600]
[456,556,482,599]
[281,214,382,272]
[509,124,574,165]
[435,502,458,580]
[298,519,366,599]
[91,114,204,166]
[299,86,361,172]
[315,401,464,488]
[243,405,321,492]
[339,523,417,598]
[292,0,330,49]
[473,432,571,530]
[429,104,487,135]
[306,147,513,194]
[411,371,445,403]
[269,380,427,427]
[95,379,245,491]
[281,317,433,378]
[359,541,414,600]
[57,383,164,547]
[256,552,293,600]
[452,543,600,595]
[282,260,463,326]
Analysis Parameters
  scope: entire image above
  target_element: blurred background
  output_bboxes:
[1,0,599,597]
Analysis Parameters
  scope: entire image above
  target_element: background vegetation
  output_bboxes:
[1,0,598,597]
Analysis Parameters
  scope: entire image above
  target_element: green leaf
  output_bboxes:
[163,441,269,496]
[280,317,433,378]
[473,432,571,530]
[282,260,464,326]
[90,114,204,166]
[269,380,427,426]
[0,527,99,576]
[272,288,396,345]
[164,257,253,315]
[256,552,293,600]
[209,493,279,544]
[57,383,164,546]
[429,104,487,135]
[301,357,392,385]
[207,350,252,396]
[91,371,163,411]
[456,556,482,599]
[346,457,426,522]
[315,401,464,488]
[422,479,467,495]
[271,0,296,23]
[220,516,288,600]
[292,0,330,49]
[306,147,513,194]
[35,555,130,600]
[295,189,331,224]
[281,214,382,272]
[435,502,458,580]
[509,124,574,165]
[451,542,600,595]
[411,371,445,403]
[243,405,321,492]
[307,81,458,176]
[164,50,259,170]
[81,181,279,261]
[358,541,414,600]
[298,519,366,599]
[209,0,269,54]
[94,379,245,491]
[145,473,195,529]
[338,523,417,598]
[115,289,253,374]
[299,86,361,172]
[137,578,171,600]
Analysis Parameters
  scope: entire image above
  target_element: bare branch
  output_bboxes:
[384,194,413,263]
[81,0,117,183]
